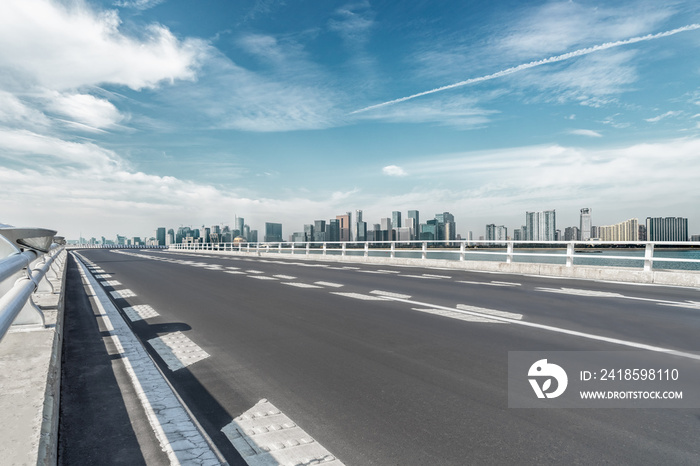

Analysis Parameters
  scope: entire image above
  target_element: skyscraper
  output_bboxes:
[645,217,688,241]
[407,210,420,239]
[156,227,166,246]
[525,210,556,241]
[354,210,363,242]
[392,211,402,229]
[336,212,351,241]
[264,222,283,242]
[580,208,592,241]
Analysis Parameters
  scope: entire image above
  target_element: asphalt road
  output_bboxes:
[73,248,700,465]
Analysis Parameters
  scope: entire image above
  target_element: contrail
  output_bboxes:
[351,24,700,114]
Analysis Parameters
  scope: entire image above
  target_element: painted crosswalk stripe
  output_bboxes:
[147,331,210,372]
[123,305,160,322]
[221,399,344,466]
[315,281,344,288]
[110,289,136,299]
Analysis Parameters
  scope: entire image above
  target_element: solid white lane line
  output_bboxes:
[110,289,136,299]
[381,296,700,361]
[657,301,700,310]
[222,399,344,466]
[537,286,700,308]
[147,331,211,372]
[370,290,412,299]
[314,281,344,288]
[73,255,221,465]
[123,305,160,322]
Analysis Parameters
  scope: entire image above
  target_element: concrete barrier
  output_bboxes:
[0,250,67,465]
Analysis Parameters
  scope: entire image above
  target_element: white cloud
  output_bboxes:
[570,129,602,138]
[382,165,407,177]
[44,91,124,130]
[0,91,51,129]
[0,0,206,91]
[645,110,682,122]
[114,0,166,10]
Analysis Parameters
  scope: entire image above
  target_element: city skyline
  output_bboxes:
[2,1,700,239]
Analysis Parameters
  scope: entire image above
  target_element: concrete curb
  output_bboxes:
[167,249,700,288]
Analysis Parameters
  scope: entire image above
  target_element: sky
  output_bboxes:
[1,0,700,240]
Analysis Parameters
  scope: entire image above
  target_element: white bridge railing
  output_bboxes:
[0,228,64,342]
[169,239,700,272]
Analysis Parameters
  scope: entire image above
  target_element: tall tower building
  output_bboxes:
[407,210,420,239]
[392,211,402,229]
[580,208,592,241]
[525,210,556,241]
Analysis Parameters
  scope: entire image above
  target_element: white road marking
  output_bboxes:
[283,282,323,289]
[273,275,297,280]
[357,270,393,274]
[314,281,344,288]
[221,399,344,466]
[110,289,136,299]
[100,280,121,287]
[226,266,241,270]
[73,255,221,465]
[537,287,624,298]
[123,305,160,322]
[377,269,401,274]
[249,276,278,280]
[225,270,246,274]
[370,290,412,299]
[247,270,266,274]
[456,304,522,320]
[380,295,700,361]
[147,331,211,372]
[657,301,700,310]
[330,292,385,301]
[458,280,521,287]
[422,273,452,279]
[411,308,503,323]
[94,274,112,279]
[401,274,441,280]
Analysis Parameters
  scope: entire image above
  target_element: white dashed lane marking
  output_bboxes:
[273,275,297,280]
[225,270,246,274]
[456,304,523,320]
[100,280,121,287]
[221,399,344,466]
[249,276,278,280]
[370,290,411,299]
[314,281,344,288]
[283,282,323,289]
[247,270,266,274]
[123,305,160,322]
[147,331,211,372]
[458,280,521,287]
[411,308,503,323]
[330,292,385,301]
[110,289,136,299]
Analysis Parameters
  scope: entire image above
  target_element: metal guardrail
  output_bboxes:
[0,230,64,342]
[67,244,166,249]
[170,239,700,272]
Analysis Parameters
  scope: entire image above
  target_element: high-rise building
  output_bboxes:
[525,210,556,241]
[486,224,507,242]
[336,213,351,241]
[303,224,314,241]
[645,217,688,241]
[435,212,456,244]
[156,227,166,246]
[407,210,420,239]
[313,220,327,242]
[580,208,592,241]
[638,224,646,241]
[353,210,363,242]
[392,211,402,229]
[598,218,639,241]
[564,226,580,241]
[327,219,340,242]
[236,217,245,235]
[264,222,283,242]
[380,218,392,242]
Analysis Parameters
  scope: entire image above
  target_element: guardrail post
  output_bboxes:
[291,243,295,255]
[323,242,327,256]
[390,241,395,258]
[566,242,574,267]
[342,242,346,257]
[306,242,310,256]
[278,243,282,254]
[644,243,654,272]
[422,242,427,260]
[460,242,465,261]
[506,242,514,264]
[364,242,369,257]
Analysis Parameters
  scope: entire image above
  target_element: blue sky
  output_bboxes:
[1,0,700,240]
